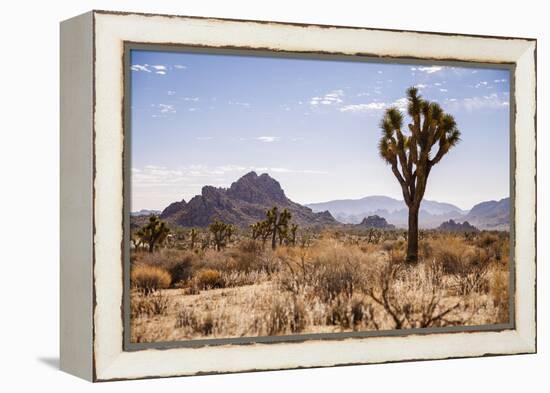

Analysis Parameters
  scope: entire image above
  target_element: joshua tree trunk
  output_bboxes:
[376,87,461,264]
[406,205,419,263]
[271,229,277,250]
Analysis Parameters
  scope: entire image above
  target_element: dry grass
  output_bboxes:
[131,264,172,295]
[130,230,510,343]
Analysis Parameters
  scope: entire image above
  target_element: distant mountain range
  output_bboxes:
[463,198,510,230]
[307,196,510,230]
[157,171,336,228]
[131,209,161,217]
[132,172,509,230]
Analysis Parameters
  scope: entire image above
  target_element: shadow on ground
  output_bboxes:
[38,357,59,370]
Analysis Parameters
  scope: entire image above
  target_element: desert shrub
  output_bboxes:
[131,264,171,295]
[227,240,273,273]
[490,268,510,323]
[167,255,196,285]
[314,264,355,301]
[195,269,225,290]
[175,308,215,336]
[367,264,464,329]
[437,248,464,275]
[325,296,374,330]
[200,249,234,272]
[419,241,433,259]
[437,247,491,295]
[476,232,499,248]
[131,292,170,318]
[222,270,268,287]
[135,249,198,286]
[264,296,307,335]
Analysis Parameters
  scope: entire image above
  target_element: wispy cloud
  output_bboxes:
[132,164,328,190]
[256,136,280,143]
[151,104,176,117]
[310,89,344,106]
[228,100,251,107]
[131,64,151,73]
[474,81,489,88]
[131,63,184,75]
[158,104,175,114]
[340,102,385,112]
[340,97,408,113]
[445,93,509,112]
[411,66,444,74]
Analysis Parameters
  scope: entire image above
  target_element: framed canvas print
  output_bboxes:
[60,10,537,381]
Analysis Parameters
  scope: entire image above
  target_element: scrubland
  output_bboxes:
[130,229,509,343]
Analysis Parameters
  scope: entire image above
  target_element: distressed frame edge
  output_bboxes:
[90,11,537,381]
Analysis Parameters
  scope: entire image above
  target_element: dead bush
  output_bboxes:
[195,269,225,290]
[368,264,464,329]
[131,292,170,318]
[325,296,375,330]
[490,268,510,323]
[175,307,215,336]
[134,249,198,287]
[259,295,307,336]
[131,264,171,295]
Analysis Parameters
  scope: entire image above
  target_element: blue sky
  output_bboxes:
[130,49,510,211]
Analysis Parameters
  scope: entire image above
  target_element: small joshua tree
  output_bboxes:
[250,222,262,240]
[378,87,461,263]
[259,220,272,247]
[136,215,170,253]
[208,220,233,251]
[266,207,292,250]
[288,224,298,246]
[189,228,198,249]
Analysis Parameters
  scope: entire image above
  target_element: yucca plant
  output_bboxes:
[378,87,461,263]
[136,215,170,253]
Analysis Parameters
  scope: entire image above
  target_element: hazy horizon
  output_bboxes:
[130,50,510,211]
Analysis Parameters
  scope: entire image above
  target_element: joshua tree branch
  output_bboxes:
[430,145,447,166]
[390,161,411,205]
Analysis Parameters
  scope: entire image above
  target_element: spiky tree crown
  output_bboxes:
[378,87,461,207]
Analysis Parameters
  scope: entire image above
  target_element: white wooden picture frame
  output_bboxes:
[60,10,536,381]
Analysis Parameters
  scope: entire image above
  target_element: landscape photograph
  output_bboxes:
[128,49,511,344]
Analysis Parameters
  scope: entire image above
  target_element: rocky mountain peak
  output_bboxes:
[155,171,336,228]
[358,215,395,229]
[227,171,286,204]
[438,219,479,232]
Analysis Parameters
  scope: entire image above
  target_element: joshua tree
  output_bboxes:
[225,224,235,242]
[208,220,233,251]
[131,235,143,251]
[250,222,261,240]
[288,224,298,246]
[259,221,272,247]
[378,87,461,263]
[266,207,292,250]
[189,228,198,249]
[136,215,170,253]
